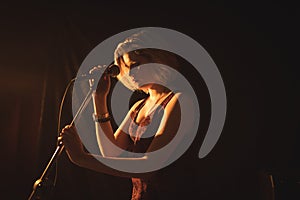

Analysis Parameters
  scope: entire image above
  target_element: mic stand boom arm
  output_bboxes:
[28,79,96,200]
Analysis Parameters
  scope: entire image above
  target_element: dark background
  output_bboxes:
[0,2,299,200]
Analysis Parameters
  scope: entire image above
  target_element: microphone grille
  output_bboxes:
[108,64,120,77]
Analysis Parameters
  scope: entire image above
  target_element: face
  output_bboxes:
[117,51,155,91]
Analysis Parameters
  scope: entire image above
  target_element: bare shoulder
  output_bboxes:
[164,92,181,108]
[164,92,195,112]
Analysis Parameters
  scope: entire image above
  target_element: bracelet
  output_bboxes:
[93,112,111,123]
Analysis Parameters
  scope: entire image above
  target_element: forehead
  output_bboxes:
[122,53,131,64]
[122,52,139,65]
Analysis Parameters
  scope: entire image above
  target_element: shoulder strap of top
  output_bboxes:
[131,96,148,122]
[160,92,175,108]
[131,92,175,122]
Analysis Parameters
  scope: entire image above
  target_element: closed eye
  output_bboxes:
[130,62,140,69]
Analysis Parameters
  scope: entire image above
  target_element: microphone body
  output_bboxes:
[76,64,120,80]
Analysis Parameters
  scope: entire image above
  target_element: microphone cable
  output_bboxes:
[52,63,118,186]
[53,77,76,187]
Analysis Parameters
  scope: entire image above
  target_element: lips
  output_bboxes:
[132,77,139,83]
[131,75,139,83]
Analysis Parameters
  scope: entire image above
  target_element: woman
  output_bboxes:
[60,30,198,199]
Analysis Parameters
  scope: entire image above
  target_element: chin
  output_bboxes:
[137,85,150,92]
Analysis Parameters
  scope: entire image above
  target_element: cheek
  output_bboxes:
[119,67,129,76]
[133,67,153,79]
[117,67,129,80]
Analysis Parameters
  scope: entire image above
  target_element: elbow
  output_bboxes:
[70,152,88,168]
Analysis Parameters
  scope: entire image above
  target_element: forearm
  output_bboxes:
[75,152,148,178]
[93,92,109,115]
[92,92,124,157]
[94,121,125,157]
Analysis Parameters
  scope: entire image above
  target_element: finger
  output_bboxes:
[59,133,70,141]
[57,136,62,143]
[61,125,69,132]
[61,124,72,133]
[60,134,72,146]
[57,136,65,146]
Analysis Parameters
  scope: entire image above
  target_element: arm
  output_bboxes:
[92,92,143,157]
[60,124,151,178]
[61,92,197,177]
[90,72,138,157]
[77,153,149,178]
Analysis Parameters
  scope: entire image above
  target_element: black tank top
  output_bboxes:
[128,92,175,152]
[128,92,175,200]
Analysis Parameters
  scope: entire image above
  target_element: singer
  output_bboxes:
[60,30,199,200]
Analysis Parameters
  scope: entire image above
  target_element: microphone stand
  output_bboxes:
[28,79,96,200]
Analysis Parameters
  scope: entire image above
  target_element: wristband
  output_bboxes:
[93,112,111,123]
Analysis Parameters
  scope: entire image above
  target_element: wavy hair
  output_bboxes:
[114,30,180,90]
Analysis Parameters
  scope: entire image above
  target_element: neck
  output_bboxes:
[147,86,171,102]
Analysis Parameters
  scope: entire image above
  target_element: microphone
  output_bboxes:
[76,64,120,80]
